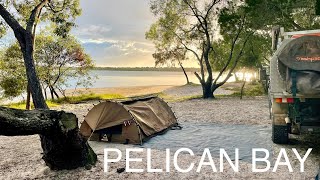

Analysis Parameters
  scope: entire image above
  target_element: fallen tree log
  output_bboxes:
[0,107,97,170]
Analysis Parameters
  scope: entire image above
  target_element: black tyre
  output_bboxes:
[272,124,289,144]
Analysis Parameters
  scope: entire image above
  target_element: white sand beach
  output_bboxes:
[0,85,319,179]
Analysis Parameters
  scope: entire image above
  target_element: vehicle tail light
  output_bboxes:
[275,98,295,103]
[287,98,294,103]
[275,98,282,103]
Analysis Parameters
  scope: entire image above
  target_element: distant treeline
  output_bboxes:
[93,67,200,72]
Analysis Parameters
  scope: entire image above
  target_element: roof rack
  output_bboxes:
[272,27,320,50]
[280,27,320,39]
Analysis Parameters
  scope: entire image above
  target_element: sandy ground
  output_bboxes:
[163,84,234,98]
[0,85,319,179]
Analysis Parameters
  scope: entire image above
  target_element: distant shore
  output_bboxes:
[92,66,200,72]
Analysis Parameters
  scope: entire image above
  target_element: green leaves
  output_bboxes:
[0,43,27,98]
[0,32,93,98]
[242,0,320,31]
[146,0,189,67]
[0,0,81,37]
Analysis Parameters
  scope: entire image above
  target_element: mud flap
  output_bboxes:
[272,124,289,144]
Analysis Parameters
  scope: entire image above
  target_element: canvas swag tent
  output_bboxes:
[80,96,178,144]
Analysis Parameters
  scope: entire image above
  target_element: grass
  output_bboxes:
[223,81,266,97]
[158,92,203,102]
[159,82,266,102]
[6,93,125,110]
[7,100,60,109]
[52,93,125,104]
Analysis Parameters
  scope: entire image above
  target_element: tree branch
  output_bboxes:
[26,0,49,33]
[216,32,253,88]
[47,0,67,13]
[0,107,66,136]
[183,0,206,30]
[194,71,204,84]
[213,20,244,86]
[204,0,220,20]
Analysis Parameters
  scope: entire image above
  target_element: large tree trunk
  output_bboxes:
[202,82,214,99]
[0,107,97,170]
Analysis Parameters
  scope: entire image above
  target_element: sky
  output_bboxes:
[0,0,198,67]
[71,0,159,67]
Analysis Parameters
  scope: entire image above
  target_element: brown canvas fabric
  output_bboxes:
[278,35,320,71]
[124,98,177,136]
[84,101,132,130]
[79,96,177,143]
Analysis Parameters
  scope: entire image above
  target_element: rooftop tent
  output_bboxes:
[278,35,320,71]
[277,36,320,95]
[80,96,178,144]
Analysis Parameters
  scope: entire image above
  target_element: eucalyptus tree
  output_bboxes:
[148,0,253,98]
[0,0,81,108]
[0,0,97,170]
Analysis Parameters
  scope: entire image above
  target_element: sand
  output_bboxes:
[0,85,319,179]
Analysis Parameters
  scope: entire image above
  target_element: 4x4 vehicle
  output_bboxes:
[269,27,320,144]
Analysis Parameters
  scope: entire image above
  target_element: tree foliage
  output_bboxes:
[0,0,81,37]
[0,0,82,108]
[0,34,94,99]
[147,0,253,98]
[218,0,320,72]
[243,0,320,31]
[213,3,271,72]
[146,1,191,83]
[0,43,26,97]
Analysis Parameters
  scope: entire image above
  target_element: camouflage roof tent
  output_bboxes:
[278,35,320,71]
[277,35,320,95]
[80,96,177,144]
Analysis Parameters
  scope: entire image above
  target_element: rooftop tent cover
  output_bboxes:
[80,96,178,144]
[277,35,320,95]
[278,35,320,71]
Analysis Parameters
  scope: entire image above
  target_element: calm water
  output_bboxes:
[68,70,238,89]
[68,70,200,88]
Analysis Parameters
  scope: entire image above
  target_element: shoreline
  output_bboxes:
[65,85,175,97]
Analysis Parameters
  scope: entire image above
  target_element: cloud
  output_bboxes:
[81,38,155,67]
[69,0,159,67]
[71,1,199,67]
[73,25,112,39]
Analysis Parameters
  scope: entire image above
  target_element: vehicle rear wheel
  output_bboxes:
[272,123,289,144]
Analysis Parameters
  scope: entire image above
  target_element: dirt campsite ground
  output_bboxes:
[0,84,319,179]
